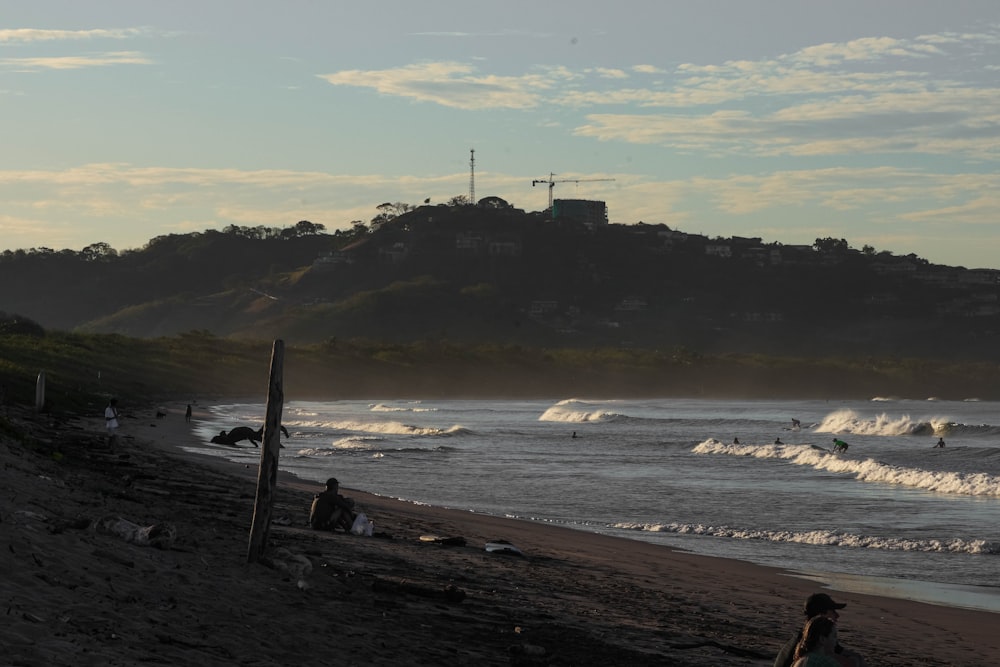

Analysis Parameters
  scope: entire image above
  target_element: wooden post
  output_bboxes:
[35,371,46,412]
[247,340,285,563]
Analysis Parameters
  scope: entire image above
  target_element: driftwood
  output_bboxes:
[265,547,313,589]
[92,515,177,549]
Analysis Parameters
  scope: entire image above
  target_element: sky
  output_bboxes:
[2,1,999,269]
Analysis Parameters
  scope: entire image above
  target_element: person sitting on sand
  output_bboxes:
[774,593,866,667]
[791,615,839,666]
[309,477,356,532]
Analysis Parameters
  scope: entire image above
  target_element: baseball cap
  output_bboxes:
[805,593,847,616]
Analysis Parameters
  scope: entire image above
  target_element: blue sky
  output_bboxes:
[2,1,999,269]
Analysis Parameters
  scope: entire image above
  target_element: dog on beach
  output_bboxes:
[210,424,291,447]
[211,426,261,447]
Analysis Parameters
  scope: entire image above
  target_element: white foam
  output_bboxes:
[615,521,1000,554]
[693,440,1000,497]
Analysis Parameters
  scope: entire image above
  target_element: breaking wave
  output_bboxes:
[539,399,624,423]
[814,409,947,436]
[692,440,1000,497]
[326,420,469,437]
[614,521,1000,555]
[369,403,437,413]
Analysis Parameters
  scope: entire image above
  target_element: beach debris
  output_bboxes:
[92,514,177,549]
[419,535,466,546]
[270,547,313,589]
[484,540,525,557]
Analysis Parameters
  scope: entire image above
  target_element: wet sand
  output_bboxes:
[1,401,996,666]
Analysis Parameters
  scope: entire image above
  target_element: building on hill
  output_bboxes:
[553,199,607,229]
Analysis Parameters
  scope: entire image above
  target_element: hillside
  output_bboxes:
[1,204,998,361]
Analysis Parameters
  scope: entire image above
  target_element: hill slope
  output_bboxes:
[1,207,998,361]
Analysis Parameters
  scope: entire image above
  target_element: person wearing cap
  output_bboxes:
[791,615,840,666]
[774,593,866,667]
[308,478,356,531]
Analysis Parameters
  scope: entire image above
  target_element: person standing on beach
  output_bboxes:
[105,398,121,448]
[185,404,192,423]
[774,593,866,667]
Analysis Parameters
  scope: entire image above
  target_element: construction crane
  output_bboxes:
[531,173,615,211]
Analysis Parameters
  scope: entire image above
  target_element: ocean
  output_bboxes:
[190,396,1000,613]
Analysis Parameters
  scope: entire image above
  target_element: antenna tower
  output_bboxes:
[469,148,475,204]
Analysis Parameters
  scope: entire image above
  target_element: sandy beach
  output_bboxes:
[2,400,997,666]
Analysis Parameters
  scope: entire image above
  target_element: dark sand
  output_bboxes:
[2,401,997,666]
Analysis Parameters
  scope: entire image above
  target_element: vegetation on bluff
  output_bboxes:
[1,329,997,418]
[1,205,997,409]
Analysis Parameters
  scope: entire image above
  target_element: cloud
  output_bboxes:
[592,67,628,79]
[1,51,152,70]
[318,62,562,110]
[0,28,147,43]
[789,36,944,66]
[900,194,1000,225]
[312,29,1000,163]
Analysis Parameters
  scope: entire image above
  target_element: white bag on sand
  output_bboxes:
[350,513,373,536]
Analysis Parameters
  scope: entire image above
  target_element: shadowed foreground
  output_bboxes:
[1,402,996,666]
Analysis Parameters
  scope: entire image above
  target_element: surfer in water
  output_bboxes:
[934,438,945,448]
[832,438,849,453]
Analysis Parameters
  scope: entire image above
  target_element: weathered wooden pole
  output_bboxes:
[247,339,285,563]
[35,371,46,412]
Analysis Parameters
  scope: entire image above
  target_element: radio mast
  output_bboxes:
[469,148,475,204]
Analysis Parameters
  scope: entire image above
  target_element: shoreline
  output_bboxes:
[2,400,997,665]
[188,399,1000,616]
[166,404,1000,648]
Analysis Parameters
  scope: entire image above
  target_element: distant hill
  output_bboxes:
[1,204,998,361]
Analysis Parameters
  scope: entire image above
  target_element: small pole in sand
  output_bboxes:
[247,339,285,564]
[35,371,46,412]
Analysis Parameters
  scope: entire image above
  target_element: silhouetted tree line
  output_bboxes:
[0,312,44,337]
[0,207,996,362]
